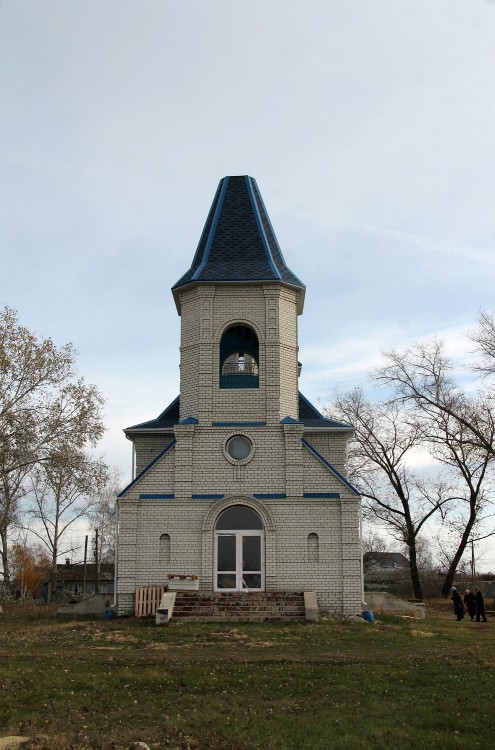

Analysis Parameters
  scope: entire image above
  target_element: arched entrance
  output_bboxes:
[214,505,264,591]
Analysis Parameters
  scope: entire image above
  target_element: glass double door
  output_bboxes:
[215,531,264,591]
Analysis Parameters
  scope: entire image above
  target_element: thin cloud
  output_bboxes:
[322,216,495,266]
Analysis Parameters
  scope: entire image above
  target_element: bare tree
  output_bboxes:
[28,450,109,600]
[0,307,105,584]
[416,406,494,595]
[469,309,495,376]
[362,530,390,556]
[328,388,453,600]
[0,462,29,585]
[377,339,495,592]
[362,531,390,574]
[88,467,123,564]
[378,339,495,459]
[407,534,434,574]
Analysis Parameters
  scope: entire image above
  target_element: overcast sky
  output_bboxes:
[1,1,494,565]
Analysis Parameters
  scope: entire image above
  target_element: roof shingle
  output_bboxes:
[172,176,305,307]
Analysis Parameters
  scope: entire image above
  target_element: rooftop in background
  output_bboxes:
[364,552,409,571]
[50,562,115,583]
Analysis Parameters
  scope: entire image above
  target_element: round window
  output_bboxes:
[226,435,252,461]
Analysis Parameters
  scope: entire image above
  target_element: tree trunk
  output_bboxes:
[0,527,10,587]
[49,541,58,603]
[441,496,478,597]
[400,494,424,600]
[407,532,424,600]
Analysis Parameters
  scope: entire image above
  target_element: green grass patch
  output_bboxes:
[0,605,493,749]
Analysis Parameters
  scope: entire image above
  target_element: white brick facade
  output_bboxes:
[117,177,364,617]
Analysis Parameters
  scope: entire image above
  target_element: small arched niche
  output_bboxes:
[219,325,259,389]
[159,533,171,565]
[308,532,319,563]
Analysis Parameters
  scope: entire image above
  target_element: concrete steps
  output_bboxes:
[171,591,306,622]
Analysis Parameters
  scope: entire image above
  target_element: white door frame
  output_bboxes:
[214,530,265,592]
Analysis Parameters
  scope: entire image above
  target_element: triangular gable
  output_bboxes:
[118,440,176,498]
[301,437,360,497]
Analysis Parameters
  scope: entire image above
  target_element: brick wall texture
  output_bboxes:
[118,280,364,617]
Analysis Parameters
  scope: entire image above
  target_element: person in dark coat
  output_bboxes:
[474,587,488,622]
[451,587,465,620]
[463,589,476,620]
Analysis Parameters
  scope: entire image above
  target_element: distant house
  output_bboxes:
[43,560,115,602]
[363,552,409,575]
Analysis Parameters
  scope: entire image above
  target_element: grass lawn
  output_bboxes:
[0,601,493,750]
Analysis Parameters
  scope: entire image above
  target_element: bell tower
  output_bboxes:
[172,176,305,425]
[118,174,363,616]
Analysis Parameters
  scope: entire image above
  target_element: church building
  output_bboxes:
[116,176,363,618]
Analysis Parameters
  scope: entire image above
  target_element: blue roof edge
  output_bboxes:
[192,176,230,281]
[245,175,281,281]
[250,176,306,290]
[118,439,177,498]
[301,437,360,497]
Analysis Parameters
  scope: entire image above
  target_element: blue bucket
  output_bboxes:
[362,610,374,623]
[103,609,115,620]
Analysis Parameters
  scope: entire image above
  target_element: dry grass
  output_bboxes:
[0,602,493,750]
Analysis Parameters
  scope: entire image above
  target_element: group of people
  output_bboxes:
[451,586,488,622]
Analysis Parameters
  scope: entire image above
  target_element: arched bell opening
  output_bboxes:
[219,325,259,389]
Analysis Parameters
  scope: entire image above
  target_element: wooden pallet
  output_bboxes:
[135,586,165,617]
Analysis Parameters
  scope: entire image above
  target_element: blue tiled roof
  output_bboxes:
[124,396,180,432]
[297,392,353,429]
[172,176,305,304]
[124,393,352,433]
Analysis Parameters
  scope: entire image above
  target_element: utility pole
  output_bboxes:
[94,529,99,595]
[83,535,88,597]
[470,540,475,588]
[468,530,495,588]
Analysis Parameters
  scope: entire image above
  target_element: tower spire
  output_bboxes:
[172,176,305,313]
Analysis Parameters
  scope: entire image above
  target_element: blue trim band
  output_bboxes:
[118,439,177,498]
[253,493,287,499]
[192,177,229,280]
[301,438,360,497]
[303,492,340,499]
[139,494,174,500]
[245,176,281,279]
[192,494,225,500]
[212,421,266,427]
